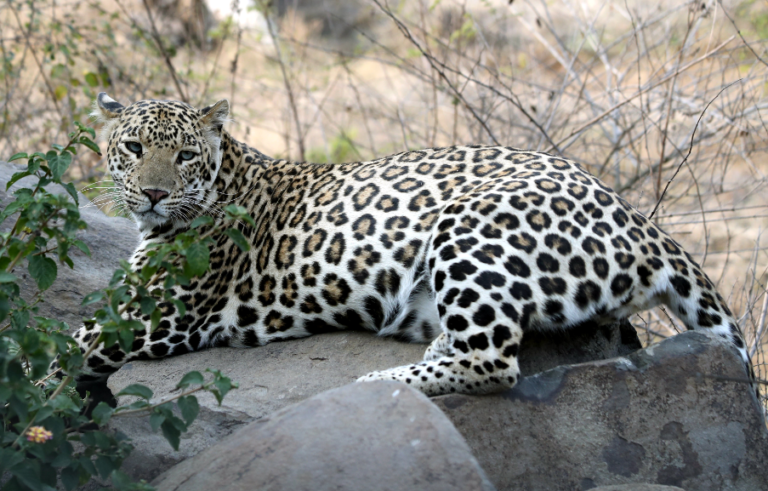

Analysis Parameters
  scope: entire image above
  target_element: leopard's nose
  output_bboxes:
[142,188,170,206]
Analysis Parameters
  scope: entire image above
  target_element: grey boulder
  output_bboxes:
[151,381,496,491]
[106,321,641,481]
[106,331,426,482]
[433,330,768,491]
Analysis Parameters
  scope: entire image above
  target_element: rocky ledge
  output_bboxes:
[110,330,765,491]
[106,319,642,484]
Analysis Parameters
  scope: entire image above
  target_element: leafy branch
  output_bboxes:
[0,123,248,491]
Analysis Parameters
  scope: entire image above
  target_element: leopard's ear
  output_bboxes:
[92,92,125,121]
[199,99,230,133]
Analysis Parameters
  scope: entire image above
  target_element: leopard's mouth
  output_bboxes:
[132,207,172,229]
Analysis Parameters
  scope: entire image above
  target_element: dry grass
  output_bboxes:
[2,0,768,405]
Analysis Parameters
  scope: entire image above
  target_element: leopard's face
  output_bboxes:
[93,93,229,231]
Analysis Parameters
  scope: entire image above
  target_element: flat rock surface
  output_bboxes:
[433,331,768,491]
[108,320,641,421]
[151,381,496,491]
[109,331,428,420]
[0,161,137,330]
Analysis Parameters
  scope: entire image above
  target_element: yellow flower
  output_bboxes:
[26,426,53,443]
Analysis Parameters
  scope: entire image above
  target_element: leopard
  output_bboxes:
[65,92,756,398]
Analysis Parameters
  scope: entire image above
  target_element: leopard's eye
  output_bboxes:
[179,151,196,161]
[126,142,142,155]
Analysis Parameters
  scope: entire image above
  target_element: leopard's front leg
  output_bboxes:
[50,296,215,383]
[48,321,149,383]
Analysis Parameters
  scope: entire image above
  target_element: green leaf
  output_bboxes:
[94,456,115,480]
[208,370,234,405]
[178,395,200,425]
[117,328,134,354]
[10,309,29,329]
[28,255,57,290]
[149,411,165,432]
[9,152,28,162]
[190,215,213,228]
[91,402,113,425]
[166,413,188,432]
[78,136,101,155]
[93,430,113,449]
[116,384,153,400]
[110,469,147,491]
[82,290,104,306]
[185,242,209,277]
[110,284,131,312]
[0,448,25,475]
[84,72,99,87]
[224,204,256,227]
[2,199,25,219]
[50,443,73,468]
[51,63,67,79]
[10,460,43,491]
[62,182,79,205]
[109,268,127,288]
[0,271,17,283]
[54,84,67,101]
[78,456,97,476]
[150,308,162,332]
[139,296,156,315]
[176,370,204,389]
[60,466,79,491]
[224,228,250,252]
[171,298,186,317]
[73,240,90,256]
[48,151,72,180]
[27,156,41,174]
[34,405,54,424]
[160,419,181,451]
[6,171,31,190]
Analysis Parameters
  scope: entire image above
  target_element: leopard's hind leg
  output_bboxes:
[358,196,525,396]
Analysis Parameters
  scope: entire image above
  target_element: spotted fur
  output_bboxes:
[66,93,755,397]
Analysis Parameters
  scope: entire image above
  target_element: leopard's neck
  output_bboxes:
[212,131,274,202]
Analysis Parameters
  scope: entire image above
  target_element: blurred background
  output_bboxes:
[1,0,767,396]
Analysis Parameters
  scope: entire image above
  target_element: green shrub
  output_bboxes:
[0,124,249,490]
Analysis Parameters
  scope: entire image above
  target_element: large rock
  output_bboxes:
[106,404,252,485]
[0,161,138,330]
[433,331,768,491]
[151,381,496,491]
[106,320,641,481]
[106,332,426,482]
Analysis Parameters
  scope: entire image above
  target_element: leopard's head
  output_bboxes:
[93,93,229,231]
